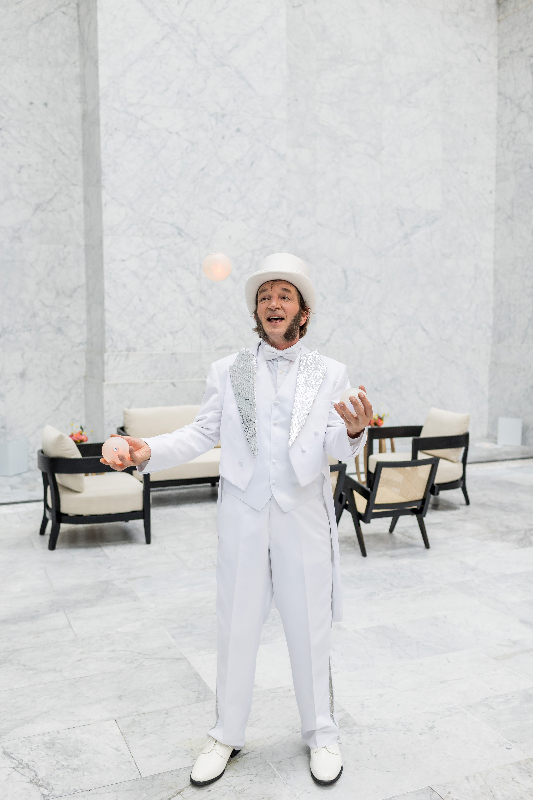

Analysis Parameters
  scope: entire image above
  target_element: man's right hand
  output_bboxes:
[100,434,151,471]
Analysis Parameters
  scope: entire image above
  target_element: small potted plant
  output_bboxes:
[69,424,89,444]
[369,411,388,427]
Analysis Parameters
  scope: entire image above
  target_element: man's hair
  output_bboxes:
[253,281,311,341]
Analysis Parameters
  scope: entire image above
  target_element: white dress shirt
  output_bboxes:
[261,340,302,391]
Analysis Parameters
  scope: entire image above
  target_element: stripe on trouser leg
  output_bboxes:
[329,657,335,722]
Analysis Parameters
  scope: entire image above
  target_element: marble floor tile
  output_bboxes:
[263,706,526,800]
[0,611,77,653]
[1,720,139,797]
[64,600,162,638]
[386,790,443,800]
[57,766,191,799]
[355,606,533,661]
[431,756,533,799]
[117,698,216,777]
[461,685,533,753]
[341,584,499,631]
[57,767,192,799]
[0,627,184,690]
[1,461,533,799]
[0,660,212,742]
[333,649,533,726]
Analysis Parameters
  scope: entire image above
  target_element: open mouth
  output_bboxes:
[267,316,284,324]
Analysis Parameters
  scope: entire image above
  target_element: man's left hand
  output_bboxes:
[334,385,373,439]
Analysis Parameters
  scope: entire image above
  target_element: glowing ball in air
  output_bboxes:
[202,253,232,282]
[102,437,130,465]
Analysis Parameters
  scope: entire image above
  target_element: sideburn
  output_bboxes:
[253,309,304,344]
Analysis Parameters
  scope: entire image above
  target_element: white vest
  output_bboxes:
[222,346,323,511]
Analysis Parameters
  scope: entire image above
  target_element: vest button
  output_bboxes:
[271,479,276,485]
[274,400,280,405]
[301,446,307,452]
[314,430,319,436]
[238,459,243,466]
[273,421,278,426]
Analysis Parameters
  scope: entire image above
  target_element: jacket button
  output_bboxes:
[271,479,276,485]
[238,459,243,466]
[273,421,278,426]
[274,400,279,405]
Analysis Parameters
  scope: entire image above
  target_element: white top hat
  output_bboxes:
[244,253,316,315]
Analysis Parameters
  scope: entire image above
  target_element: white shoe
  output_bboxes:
[190,737,241,786]
[310,741,343,785]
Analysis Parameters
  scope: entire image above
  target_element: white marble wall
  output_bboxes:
[0,0,85,467]
[490,0,533,445]
[92,0,498,440]
[1,0,505,461]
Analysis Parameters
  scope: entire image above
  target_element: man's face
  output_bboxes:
[255,280,308,344]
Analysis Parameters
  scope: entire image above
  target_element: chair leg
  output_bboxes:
[353,514,367,558]
[143,507,151,544]
[417,516,430,549]
[48,522,60,551]
[462,484,470,506]
[335,493,345,524]
[389,515,399,534]
[39,513,48,536]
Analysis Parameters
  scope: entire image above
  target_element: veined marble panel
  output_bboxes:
[0,244,85,352]
[491,0,533,444]
[103,236,201,354]
[4,350,86,469]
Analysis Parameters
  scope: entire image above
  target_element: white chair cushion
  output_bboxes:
[42,425,84,493]
[368,452,407,472]
[124,406,200,438]
[433,458,464,484]
[368,452,463,484]
[47,472,143,516]
[133,448,221,483]
[420,407,470,462]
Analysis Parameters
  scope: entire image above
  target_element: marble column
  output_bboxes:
[0,0,85,467]
[490,0,533,445]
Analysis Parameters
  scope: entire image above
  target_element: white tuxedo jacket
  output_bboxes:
[138,341,367,621]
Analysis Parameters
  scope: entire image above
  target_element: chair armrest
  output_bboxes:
[37,450,135,475]
[76,442,104,457]
[367,425,423,441]
[344,474,371,500]
[412,433,469,458]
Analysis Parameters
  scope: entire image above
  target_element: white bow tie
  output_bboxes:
[262,343,300,362]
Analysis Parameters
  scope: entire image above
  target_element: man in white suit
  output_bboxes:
[102,254,372,787]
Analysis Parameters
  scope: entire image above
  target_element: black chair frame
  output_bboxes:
[366,426,470,505]
[412,433,469,505]
[342,457,439,557]
[37,442,151,551]
[116,426,219,490]
[329,461,347,524]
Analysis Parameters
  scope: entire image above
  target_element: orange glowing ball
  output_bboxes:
[102,436,130,464]
[202,253,232,282]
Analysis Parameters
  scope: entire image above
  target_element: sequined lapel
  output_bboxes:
[229,348,258,457]
[288,350,326,447]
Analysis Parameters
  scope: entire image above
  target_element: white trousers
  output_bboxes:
[208,491,338,749]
